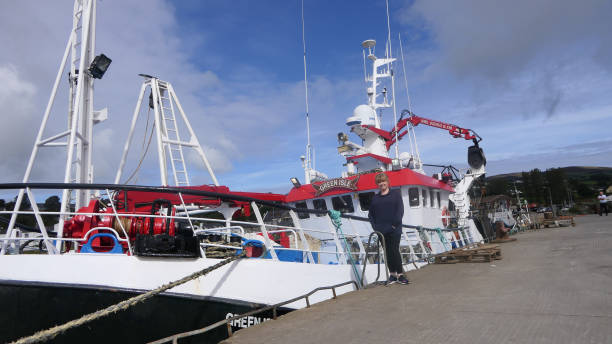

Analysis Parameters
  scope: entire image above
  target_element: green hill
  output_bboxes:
[488,166,612,181]
[483,166,612,206]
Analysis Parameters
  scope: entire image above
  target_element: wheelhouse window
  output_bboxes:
[437,192,441,209]
[313,199,328,217]
[358,192,375,211]
[295,201,309,219]
[409,188,420,207]
[430,190,435,208]
[422,188,428,207]
[331,195,354,213]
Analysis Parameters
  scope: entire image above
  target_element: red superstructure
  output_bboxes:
[286,168,453,203]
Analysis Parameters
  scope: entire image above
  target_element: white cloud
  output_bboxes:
[0,0,321,188]
[3,0,610,196]
[0,65,40,181]
[389,0,612,177]
[404,0,612,78]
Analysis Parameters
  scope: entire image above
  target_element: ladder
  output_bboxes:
[64,3,84,208]
[153,80,190,186]
[115,76,219,187]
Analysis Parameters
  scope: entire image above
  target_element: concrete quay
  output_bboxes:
[222,214,612,344]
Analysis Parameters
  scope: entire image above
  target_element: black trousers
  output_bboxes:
[383,231,403,274]
[600,203,609,216]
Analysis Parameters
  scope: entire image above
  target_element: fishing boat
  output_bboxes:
[0,1,487,343]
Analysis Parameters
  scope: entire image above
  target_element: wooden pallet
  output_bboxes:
[541,215,575,228]
[434,244,502,264]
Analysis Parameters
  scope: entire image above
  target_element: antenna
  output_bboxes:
[301,0,313,184]
[385,0,400,159]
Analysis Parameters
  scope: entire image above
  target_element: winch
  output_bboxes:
[63,197,200,257]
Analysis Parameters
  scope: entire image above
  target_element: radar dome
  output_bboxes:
[346,105,376,127]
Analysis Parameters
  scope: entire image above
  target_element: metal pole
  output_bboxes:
[548,187,555,217]
[57,0,95,249]
[150,79,168,186]
[251,202,278,261]
[114,82,147,184]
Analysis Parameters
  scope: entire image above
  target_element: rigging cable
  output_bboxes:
[398,33,422,168]
[124,106,156,184]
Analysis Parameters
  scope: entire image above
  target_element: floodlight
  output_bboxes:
[290,177,301,188]
[88,54,112,79]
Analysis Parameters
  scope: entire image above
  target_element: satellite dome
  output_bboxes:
[399,152,412,161]
[346,105,376,127]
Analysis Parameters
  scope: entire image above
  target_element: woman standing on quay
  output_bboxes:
[368,172,409,285]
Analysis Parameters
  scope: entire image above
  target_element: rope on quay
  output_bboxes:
[9,253,246,344]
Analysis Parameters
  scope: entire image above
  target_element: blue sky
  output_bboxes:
[1,0,612,199]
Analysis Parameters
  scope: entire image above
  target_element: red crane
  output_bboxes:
[363,109,482,151]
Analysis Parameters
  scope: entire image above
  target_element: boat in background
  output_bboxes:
[281,37,487,260]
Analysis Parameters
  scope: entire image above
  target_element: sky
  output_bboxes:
[1,0,611,199]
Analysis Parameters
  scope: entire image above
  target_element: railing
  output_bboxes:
[0,182,479,264]
[147,280,359,344]
[0,182,483,344]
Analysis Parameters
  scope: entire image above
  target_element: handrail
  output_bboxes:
[254,228,299,249]
[0,182,466,232]
[360,231,389,288]
[147,280,359,344]
[193,226,246,237]
[0,182,474,262]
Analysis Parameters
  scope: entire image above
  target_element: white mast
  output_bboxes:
[2,0,108,254]
[299,0,327,184]
[301,0,313,184]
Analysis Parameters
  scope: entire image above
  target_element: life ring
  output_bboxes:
[441,206,449,228]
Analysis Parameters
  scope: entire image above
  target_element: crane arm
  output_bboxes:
[393,110,481,143]
[361,109,482,151]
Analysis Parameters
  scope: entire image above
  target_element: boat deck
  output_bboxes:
[221,214,612,344]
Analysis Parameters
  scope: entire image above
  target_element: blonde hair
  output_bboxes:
[375,172,389,184]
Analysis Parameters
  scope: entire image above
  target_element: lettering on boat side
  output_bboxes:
[312,176,360,196]
[226,313,271,328]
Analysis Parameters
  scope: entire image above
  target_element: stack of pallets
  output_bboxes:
[434,244,502,264]
[542,215,575,228]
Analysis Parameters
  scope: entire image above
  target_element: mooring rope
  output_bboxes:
[9,253,245,344]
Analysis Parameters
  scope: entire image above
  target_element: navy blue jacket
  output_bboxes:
[368,189,404,234]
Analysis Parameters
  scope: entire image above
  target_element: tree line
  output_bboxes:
[0,196,61,231]
[485,168,611,206]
